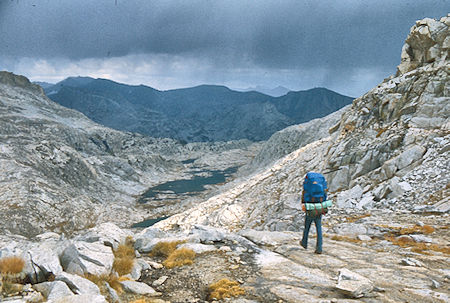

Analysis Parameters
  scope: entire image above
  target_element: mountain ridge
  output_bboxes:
[44,78,353,142]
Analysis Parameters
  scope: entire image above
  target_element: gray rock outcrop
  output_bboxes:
[336,268,374,298]
[120,280,160,296]
[397,16,449,75]
[55,272,101,296]
[59,242,114,276]
[33,281,74,300]
[26,241,64,283]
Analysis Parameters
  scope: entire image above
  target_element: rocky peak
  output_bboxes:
[0,71,44,96]
[397,15,449,75]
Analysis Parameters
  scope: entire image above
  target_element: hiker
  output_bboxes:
[300,172,330,254]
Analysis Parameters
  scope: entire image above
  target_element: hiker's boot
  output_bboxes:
[300,240,307,249]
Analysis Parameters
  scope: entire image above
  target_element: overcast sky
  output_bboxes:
[0,0,448,96]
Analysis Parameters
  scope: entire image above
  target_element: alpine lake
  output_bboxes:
[132,165,238,228]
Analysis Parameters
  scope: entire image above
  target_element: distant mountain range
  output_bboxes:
[44,77,353,142]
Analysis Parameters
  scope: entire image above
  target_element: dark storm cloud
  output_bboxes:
[1,0,448,69]
[0,0,448,96]
[0,0,240,58]
[245,0,448,70]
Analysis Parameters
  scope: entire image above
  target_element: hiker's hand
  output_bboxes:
[302,204,306,212]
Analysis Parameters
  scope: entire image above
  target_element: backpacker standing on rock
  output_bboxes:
[300,172,331,254]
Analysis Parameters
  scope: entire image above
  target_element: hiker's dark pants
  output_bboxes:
[301,214,322,252]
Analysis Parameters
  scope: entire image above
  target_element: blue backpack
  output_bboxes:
[303,172,327,202]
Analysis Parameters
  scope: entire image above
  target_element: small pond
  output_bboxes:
[138,166,238,203]
[181,158,196,164]
[131,216,169,228]
[133,166,239,228]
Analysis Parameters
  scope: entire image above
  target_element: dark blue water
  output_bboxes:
[181,158,196,164]
[138,166,238,203]
[133,166,239,228]
[131,216,168,228]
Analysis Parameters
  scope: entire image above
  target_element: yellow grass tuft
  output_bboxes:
[389,236,415,246]
[150,240,186,258]
[84,273,123,294]
[113,242,136,276]
[118,276,131,282]
[113,256,134,276]
[399,225,435,235]
[377,224,435,235]
[0,256,25,275]
[162,248,195,269]
[411,243,450,255]
[208,278,245,300]
[330,235,362,244]
[125,235,135,246]
[114,243,135,259]
[385,235,450,255]
[344,213,371,223]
